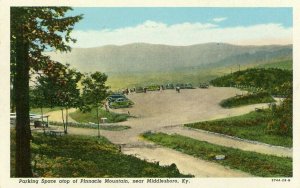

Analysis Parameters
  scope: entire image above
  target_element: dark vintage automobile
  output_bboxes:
[165,83,174,89]
[199,83,209,89]
[107,93,127,102]
[175,83,185,89]
[184,83,195,89]
[135,87,145,93]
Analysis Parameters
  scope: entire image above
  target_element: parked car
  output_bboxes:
[115,98,128,102]
[107,93,126,102]
[175,83,185,89]
[135,87,144,93]
[184,83,195,89]
[165,83,174,89]
[10,113,49,127]
[199,83,209,89]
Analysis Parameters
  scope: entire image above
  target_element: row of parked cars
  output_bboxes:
[133,83,209,92]
[107,83,209,108]
[165,83,195,89]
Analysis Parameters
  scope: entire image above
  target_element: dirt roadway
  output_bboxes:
[45,87,291,177]
[158,125,292,158]
[62,126,252,177]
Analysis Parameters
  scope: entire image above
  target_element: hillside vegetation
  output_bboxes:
[185,110,292,147]
[220,92,275,108]
[192,67,293,142]
[210,68,292,96]
[11,130,191,177]
[257,59,292,70]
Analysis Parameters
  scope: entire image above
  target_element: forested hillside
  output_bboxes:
[210,68,292,96]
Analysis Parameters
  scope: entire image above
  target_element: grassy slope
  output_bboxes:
[143,132,292,177]
[257,59,292,70]
[185,110,292,147]
[220,92,275,108]
[10,130,191,177]
[69,108,130,123]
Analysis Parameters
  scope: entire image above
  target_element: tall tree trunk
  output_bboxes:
[15,27,33,177]
[40,107,44,133]
[65,108,68,134]
[10,78,16,113]
[96,107,100,138]
[40,107,44,123]
[10,38,17,113]
[61,108,66,133]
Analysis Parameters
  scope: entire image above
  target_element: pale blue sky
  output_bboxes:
[67,8,292,48]
[70,8,292,30]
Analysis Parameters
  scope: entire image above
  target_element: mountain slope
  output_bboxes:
[46,43,292,74]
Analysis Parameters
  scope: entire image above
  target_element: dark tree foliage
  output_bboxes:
[210,68,292,96]
[211,68,293,136]
[81,72,109,137]
[10,7,82,177]
[36,62,82,133]
[29,86,47,121]
[267,81,293,136]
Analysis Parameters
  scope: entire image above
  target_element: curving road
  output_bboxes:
[45,87,292,177]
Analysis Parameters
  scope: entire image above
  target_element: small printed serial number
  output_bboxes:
[271,178,291,182]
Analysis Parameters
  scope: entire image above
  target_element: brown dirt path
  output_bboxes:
[49,126,252,177]
[122,147,253,177]
[158,125,292,157]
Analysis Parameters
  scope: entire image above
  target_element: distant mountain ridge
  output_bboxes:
[46,43,292,74]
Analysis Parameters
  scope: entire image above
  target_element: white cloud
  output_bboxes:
[212,17,227,22]
[70,20,292,48]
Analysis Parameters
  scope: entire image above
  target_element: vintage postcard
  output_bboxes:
[1,1,299,188]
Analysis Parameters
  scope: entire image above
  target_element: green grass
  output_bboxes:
[185,110,292,147]
[147,85,161,91]
[220,92,275,108]
[30,107,61,114]
[109,100,134,109]
[49,121,130,131]
[142,132,292,177]
[70,108,130,124]
[10,129,192,177]
[257,59,292,70]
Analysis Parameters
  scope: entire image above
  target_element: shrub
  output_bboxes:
[109,100,134,109]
